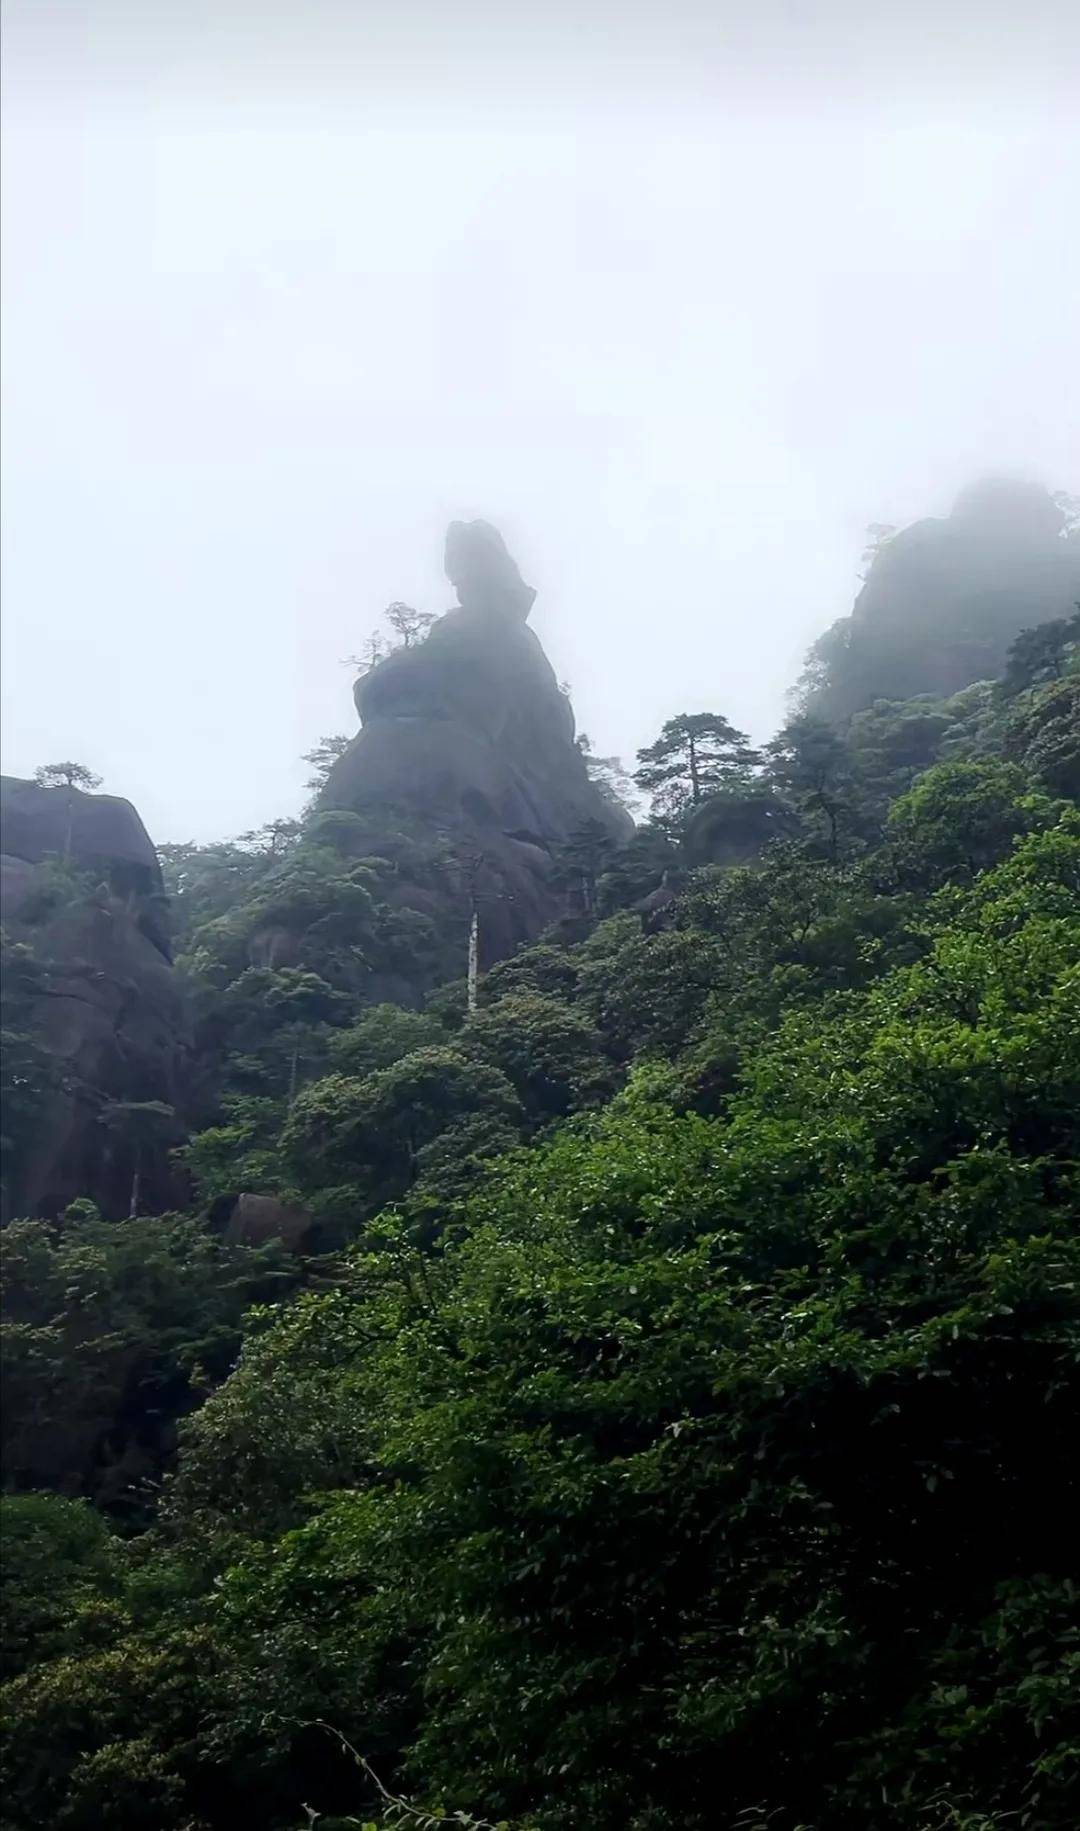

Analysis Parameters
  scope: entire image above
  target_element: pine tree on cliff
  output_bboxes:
[32,761,103,860]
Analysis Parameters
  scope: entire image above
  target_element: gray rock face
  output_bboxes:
[809,479,1080,721]
[1,777,163,887]
[224,1192,314,1252]
[1,777,190,1220]
[320,523,632,963]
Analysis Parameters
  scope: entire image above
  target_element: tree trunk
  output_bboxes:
[467,907,479,1014]
[688,735,700,805]
[288,1043,300,1106]
[129,1163,141,1220]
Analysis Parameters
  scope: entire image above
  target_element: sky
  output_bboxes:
[3,1,1079,844]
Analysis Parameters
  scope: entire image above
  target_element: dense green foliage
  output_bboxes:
[1,1210,293,1515]
[2,609,1079,1829]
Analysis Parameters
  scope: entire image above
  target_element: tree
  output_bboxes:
[0,1211,290,1510]
[189,847,381,986]
[302,734,351,801]
[33,761,102,792]
[554,818,616,916]
[385,601,436,648]
[577,916,725,1058]
[858,519,897,579]
[998,610,1080,698]
[1003,677,1080,801]
[222,966,352,1101]
[156,839,278,942]
[765,714,853,855]
[4,769,1079,1829]
[97,1098,178,1218]
[235,818,302,858]
[281,1048,522,1204]
[343,632,387,675]
[463,991,611,1120]
[327,1004,446,1080]
[576,735,640,818]
[594,824,679,915]
[433,849,509,1013]
[0,1495,120,1682]
[886,757,1053,886]
[634,713,760,822]
[32,761,103,860]
[12,574,1080,1831]
[181,1094,291,1202]
[303,808,372,852]
[27,817,1069,1830]
[480,941,580,1006]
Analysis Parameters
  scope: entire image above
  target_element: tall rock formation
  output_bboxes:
[319,522,632,964]
[1,777,190,1220]
[805,479,1080,722]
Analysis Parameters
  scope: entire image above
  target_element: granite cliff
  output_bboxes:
[0,777,190,1220]
[318,521,633,963]
[806,478,1080,721]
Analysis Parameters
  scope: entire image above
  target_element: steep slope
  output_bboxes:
[0,777,190,1219]
[319,521,633,963]
[3,527,1080,1831]
[806,478,1080,720]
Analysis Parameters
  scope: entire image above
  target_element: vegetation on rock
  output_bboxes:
[2,497,1079,1829]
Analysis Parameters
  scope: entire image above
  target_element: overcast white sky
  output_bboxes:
[3,1,1078,843]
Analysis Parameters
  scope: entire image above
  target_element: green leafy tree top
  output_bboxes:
[765,714,853,853]
[998,608,1080,698]
[462,991,611,1120]
[577,734,640,817]
[327,1004,446,1080]
[235,818,302,858]
[302,734,352,801]
[281,1047,522,1201]
[634,712,759,821]
[32,760,102,792]
[385,602,436,648]
[886,757,1054,885]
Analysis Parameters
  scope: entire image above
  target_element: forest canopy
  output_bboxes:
[2,514,1079,1831]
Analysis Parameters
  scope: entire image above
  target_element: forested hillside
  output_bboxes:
[2,493,1079,1830]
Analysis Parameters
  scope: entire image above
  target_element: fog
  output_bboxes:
[2,1,1078,843]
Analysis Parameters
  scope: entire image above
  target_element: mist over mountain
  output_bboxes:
[3,463,1079,1828]
[6,0,1080,1812]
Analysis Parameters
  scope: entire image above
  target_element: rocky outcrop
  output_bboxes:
[1,778,190,1220]
[319,522,633,964]
[222,1193,315,1252]
[807,479,1080,721]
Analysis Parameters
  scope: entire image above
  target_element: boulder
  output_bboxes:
[1,777,190,1220]
[0,777,162,890]
[223,1193,314,1252]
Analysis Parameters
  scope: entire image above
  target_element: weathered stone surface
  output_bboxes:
[320,523,633,964]
[2,776,172,957]
[682,792,799,868]
[0,851,38,918]
[1,775,161,884]
[1,777,190,1220]
[809,479,1080,720]
[224,1192,314,1252]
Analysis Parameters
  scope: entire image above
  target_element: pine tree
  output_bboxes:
[634,712,759,821]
